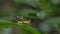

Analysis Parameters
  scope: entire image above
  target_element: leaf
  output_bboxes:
[0,22,16,28]
[37,11,48,19]
[20,25,41,34]
[0,20,41,34]
[21,29,33,34]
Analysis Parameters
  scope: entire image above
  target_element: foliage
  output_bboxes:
[0,0,60,34]
[0,19,40,34]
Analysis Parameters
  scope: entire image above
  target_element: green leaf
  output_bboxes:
[37,11,48,19]
[0,22,16,28]
[20,25,41,34]
[0,21,41,34]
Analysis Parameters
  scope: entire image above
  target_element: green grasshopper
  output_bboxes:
[14,16,31,24]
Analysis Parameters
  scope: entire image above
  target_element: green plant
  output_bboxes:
[0,19,41,34]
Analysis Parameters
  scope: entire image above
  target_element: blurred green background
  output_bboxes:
[0,0,60,34]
